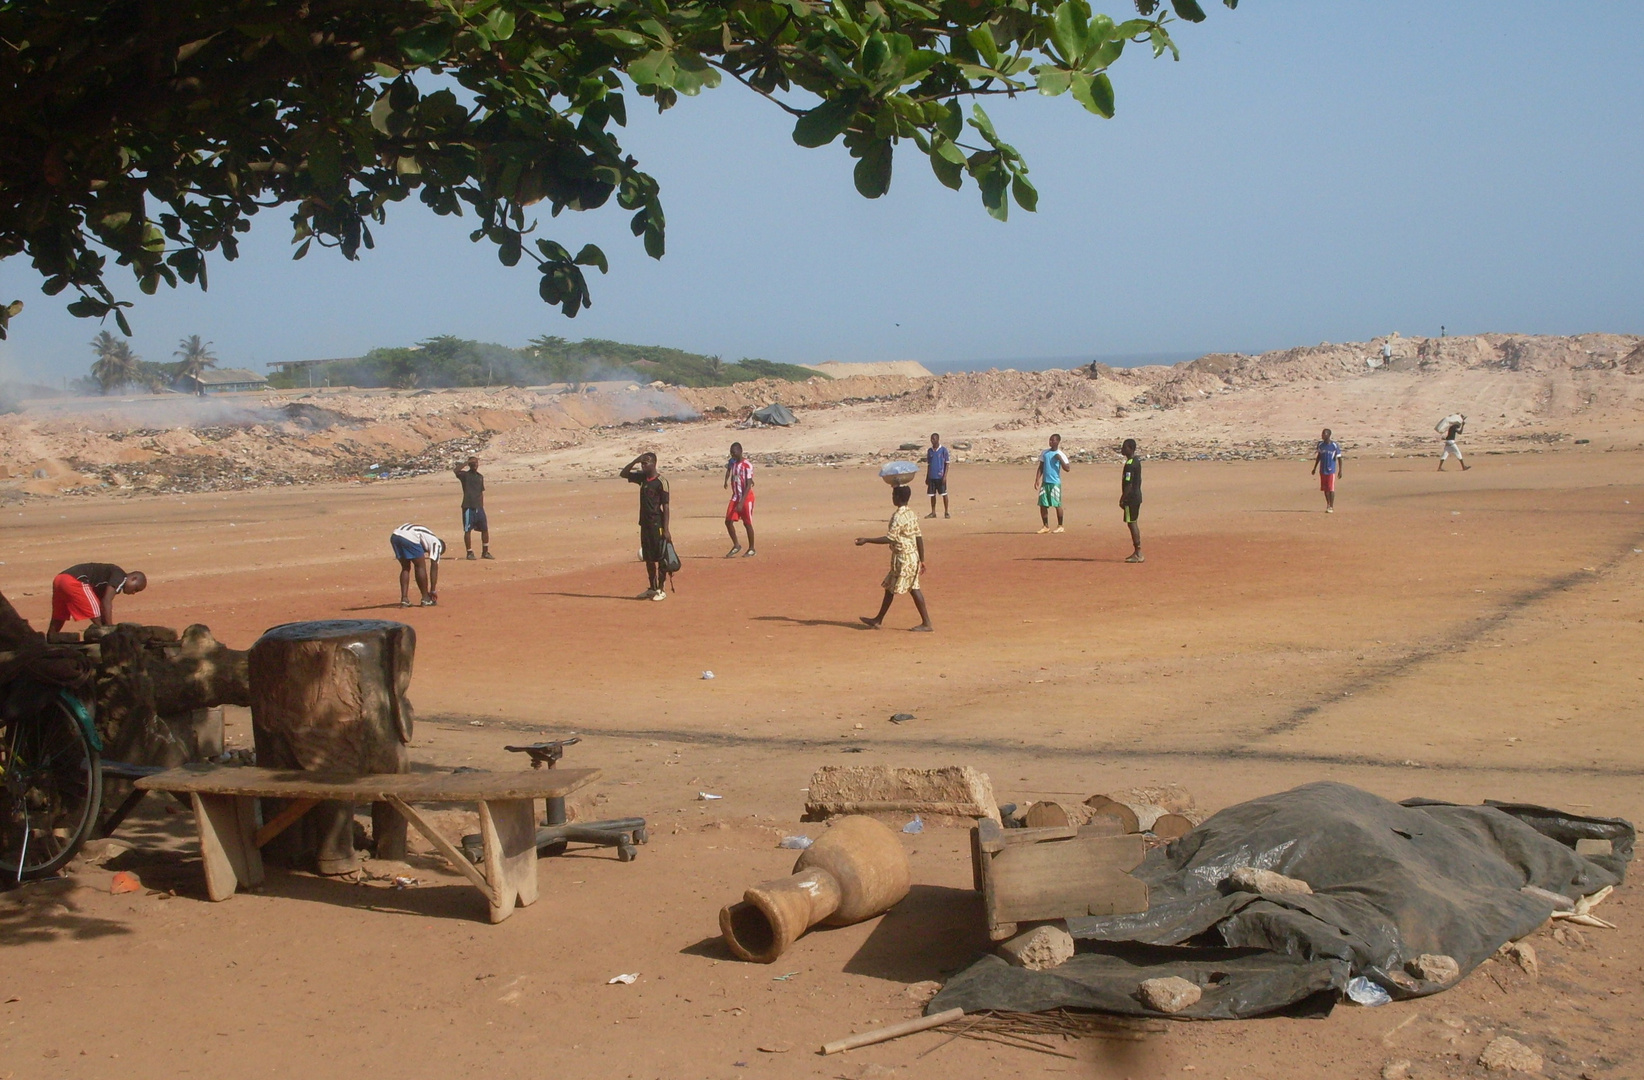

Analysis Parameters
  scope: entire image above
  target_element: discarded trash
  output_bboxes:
[468,720,484,727]
[608,973,639,985]
[889,713,915,724]
[698,792,723,801]
[778,835,814,850]
[1345,977,1391,1006]
[902,815,924,834]
[391,876,418,889]
[756,1041,794,1053]
[110,871,142,895]
[702,671,715,680]
[772,971,801,981]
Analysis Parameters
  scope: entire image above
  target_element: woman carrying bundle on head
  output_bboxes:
[855,483,933,632]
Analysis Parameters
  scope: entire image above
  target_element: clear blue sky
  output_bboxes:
[2,1,1640,384]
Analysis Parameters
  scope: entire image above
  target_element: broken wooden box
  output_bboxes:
[970,818,1148,941]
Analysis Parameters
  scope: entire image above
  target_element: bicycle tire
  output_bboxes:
[1,693,103,883]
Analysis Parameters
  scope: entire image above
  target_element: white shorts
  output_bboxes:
[1441,440,1464,461]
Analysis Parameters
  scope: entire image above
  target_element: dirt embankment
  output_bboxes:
[3,333,1640,499]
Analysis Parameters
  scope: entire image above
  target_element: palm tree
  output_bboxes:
[89,330,138,394]
[174,334,218,393]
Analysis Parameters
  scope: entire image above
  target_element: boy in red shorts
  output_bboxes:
[723,441,756,557]
[48,562,147,639]
[1311,428,1343,512]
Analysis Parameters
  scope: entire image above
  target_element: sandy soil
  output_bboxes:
[3,445,1643,1079]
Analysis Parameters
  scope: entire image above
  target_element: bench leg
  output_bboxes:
[192,793,264,901]
[479,798,539,924]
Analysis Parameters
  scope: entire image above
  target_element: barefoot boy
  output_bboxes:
[47,563,147,639]
[1311,428,1343,512]
[620,452,672,600]
[390,524,443,607]
[856,484,933,632]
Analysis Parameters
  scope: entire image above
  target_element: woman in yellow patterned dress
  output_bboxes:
[855,483,933,631]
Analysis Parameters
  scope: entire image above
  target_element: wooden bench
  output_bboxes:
[137,764,600,922]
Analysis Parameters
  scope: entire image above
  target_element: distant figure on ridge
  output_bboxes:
[1034,433,1072,534]
[454,455,492,560]
[1119,439,1144,563]
[857,483,932,632]
[47,562,147,640]
[924,432,951,519]
[1311,428,1343,512]
[621,452,672,600]
[390,523,443,607]
[1439,418,1471,472]
[723,442,756,558]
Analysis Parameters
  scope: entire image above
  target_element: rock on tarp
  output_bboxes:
[930,782,1632,1020]
[751,403,796,426]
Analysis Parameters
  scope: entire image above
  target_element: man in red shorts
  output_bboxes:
[723,441,756,558]
[48,562,147,639]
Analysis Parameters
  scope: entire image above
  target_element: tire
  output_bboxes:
[1,694,103,883]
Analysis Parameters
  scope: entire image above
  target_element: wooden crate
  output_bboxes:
[970,818,1149,940]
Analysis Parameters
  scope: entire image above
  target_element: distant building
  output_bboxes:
[173,368,268,394]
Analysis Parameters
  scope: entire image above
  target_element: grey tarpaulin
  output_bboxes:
[751,403,796,426]
[930,782,1633,1020]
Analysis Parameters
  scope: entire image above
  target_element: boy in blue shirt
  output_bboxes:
[1311,428,1343,513]
[1033,434,1072,533]
[924,433,951,519]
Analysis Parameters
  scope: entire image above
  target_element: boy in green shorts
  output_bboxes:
[1033,433,1072,533]
[1119,438,1143,562]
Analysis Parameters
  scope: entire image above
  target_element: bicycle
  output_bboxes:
[0,651,103,883]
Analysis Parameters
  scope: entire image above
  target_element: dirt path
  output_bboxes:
[3,453,1641,1079]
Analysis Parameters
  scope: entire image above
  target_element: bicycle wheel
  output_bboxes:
[1,693,103,882]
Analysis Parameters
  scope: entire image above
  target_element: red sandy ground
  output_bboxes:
[2,451,1642,1080]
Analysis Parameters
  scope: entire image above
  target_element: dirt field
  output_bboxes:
[3,450,1642,1080]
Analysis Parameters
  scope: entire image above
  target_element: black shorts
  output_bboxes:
[640,523,667,563]
[926,477,947,496]
[1121,500,1141,523]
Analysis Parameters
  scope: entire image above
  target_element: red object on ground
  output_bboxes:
[110,871,142,895]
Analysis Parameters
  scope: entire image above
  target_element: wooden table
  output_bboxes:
[137,764,600,922]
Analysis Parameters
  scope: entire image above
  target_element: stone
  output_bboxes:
[904,980,942,1004]
[803,765,1000,824]
[1551,926,1588,950]
[1574,838,1612,857]
[1498,940,1539,978]
[1381,1060,1413,1080]
[1225,866,1313,896]
[1138,976,1202,1014]
[998,923,1076,970]
[77,837,132,865]
[1406,953,1461,985]
[1478,1035,1542,1073]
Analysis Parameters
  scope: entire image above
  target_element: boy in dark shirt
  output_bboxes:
[454,456,493,559]
[48,562,147,639]
[620,452,672,601]
[1119,440,1143,563]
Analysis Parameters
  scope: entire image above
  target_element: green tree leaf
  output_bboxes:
[793,97,857,148]
[853,139,893,198]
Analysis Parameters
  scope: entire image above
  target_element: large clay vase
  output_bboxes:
[720,815,911,963]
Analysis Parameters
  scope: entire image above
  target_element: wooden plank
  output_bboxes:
[192,793,263,901]
[988,835,1147,924]
[254,798,318,848]
[138,765,600,802]
[479,798,538,924]
[384,795,495,903]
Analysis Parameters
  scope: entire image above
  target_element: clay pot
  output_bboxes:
[720,815,911,963]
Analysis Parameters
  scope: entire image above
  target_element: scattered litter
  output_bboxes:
[702,671,715,680]
[607,973,639,985]
[756,1041,793,1054]
[697,792,723,801]
[902,815,924,834]
[890,713,915,724]
[772,971,801,981]
[468,720,484,727]
[110,870,142,895]
[1345,977,1392,1006]
[391,876,418,889]
[778,835,814,850]
[1550,883,1617,928]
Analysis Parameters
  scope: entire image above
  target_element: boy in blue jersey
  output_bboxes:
[924,433,951,519]
[1311,428,1343,512]
[1033,433,1072,533]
